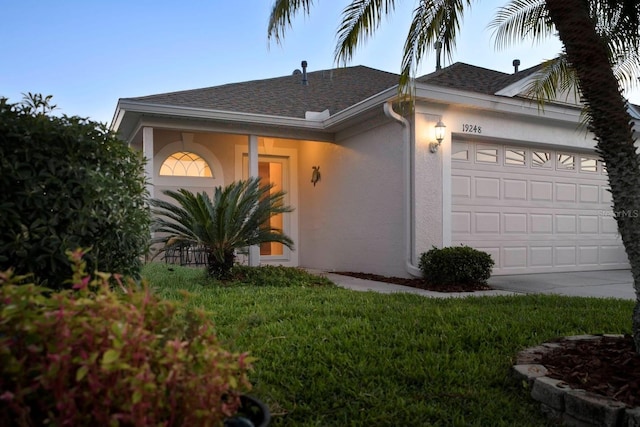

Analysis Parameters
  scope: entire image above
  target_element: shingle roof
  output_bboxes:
[416,62,543,95]
[123,66,401,119]
[121,62,546,120]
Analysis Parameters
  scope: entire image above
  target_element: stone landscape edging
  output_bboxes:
[513,335,640,427]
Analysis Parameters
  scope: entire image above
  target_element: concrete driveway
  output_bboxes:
[488,269,636,300]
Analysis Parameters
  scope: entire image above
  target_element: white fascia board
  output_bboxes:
[109,105,125,132]
[415,83,583,123]
[116,100,328,130]
[495,74,538,97]
[324,86,400,129]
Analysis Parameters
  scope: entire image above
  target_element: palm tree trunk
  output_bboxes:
[545,0,640,351]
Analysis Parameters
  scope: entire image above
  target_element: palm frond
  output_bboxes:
[523,55,579,108]
[150,178,294,276]
[267,0,315,45]
[489,0,553,50]
[614,49,640,93]
[334,0,398,66]
[399,0,472,94]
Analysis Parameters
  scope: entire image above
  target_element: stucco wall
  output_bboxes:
[297,120,408,277]
[413,110,445,262]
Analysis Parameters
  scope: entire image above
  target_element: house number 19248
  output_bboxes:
[462,124,482,134]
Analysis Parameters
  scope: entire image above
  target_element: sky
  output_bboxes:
[2,0,621,126]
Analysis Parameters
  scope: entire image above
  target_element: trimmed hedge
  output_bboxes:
[0,97,150,288]
[419,246,494,285]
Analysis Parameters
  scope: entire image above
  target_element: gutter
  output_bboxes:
[383,101,423,278]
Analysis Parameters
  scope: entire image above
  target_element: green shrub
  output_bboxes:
[0,96,150,289]
[151,178,293,280]
[0,250,253,426]
[419,246,494,285]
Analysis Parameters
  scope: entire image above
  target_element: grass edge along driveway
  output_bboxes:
[143,263,633,427]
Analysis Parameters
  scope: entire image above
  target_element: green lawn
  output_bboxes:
[143,263,634,427]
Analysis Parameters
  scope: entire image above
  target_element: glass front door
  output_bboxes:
[243,155,289,260]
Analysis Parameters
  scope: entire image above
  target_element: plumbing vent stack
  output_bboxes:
[301,60,308,85]
[513,59,520,73]
[435,42,443,71]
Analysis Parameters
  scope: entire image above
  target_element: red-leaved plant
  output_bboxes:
[0,249,254,426]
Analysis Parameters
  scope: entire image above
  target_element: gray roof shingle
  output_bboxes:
[417,62,542,95]
[123,66,401,119]
[121,62,545,119]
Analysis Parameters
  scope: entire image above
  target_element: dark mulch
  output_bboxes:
[333,272,492,292]
[539,335,640,408]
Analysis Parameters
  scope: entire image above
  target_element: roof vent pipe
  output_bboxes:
[513,59,521,73]
[301,60,308,85]
[435,42,443,71]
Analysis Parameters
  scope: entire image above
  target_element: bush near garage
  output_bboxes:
[0,250,253,426]
[419,246,494,286]
[0,95,150,289]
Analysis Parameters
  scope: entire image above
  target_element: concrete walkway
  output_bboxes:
[321,270,637,300]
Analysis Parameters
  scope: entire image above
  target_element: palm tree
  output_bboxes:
[268,0,640,351]
[490,0,640,107]
[151,177,294,279]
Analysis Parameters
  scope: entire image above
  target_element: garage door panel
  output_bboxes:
[475,177,500,199]
[578,215,599,234]
[555,183,577,202]
[503,179,527,200]
[531,214,553,234]
[451,142,628,274]
[503,247,527,268]
[579,246,599,265]
[503,213,527,233]
[555,246,577,266]
[451,211,471,233]
[475,213,500,233]
[452,175,471,198]
[579,184,599,203]
[530,246,553,267]
[555,215,577,233]
[600,216,618,234]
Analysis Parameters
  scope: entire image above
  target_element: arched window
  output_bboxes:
[159,151,213,177]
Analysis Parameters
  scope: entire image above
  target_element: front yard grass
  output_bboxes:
[143,263,634,426]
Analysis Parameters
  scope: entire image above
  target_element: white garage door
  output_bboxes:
[451,141,628,274]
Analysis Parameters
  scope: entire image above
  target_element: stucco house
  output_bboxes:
[111,61,637,278]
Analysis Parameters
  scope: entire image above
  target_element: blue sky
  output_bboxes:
[3,0,620,125]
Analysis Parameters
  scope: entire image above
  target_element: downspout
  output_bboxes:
[383,101,423,277]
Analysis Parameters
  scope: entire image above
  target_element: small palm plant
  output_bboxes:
[151,177,294,279]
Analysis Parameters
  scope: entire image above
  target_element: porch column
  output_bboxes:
[142,127,154,199]
[248,134,260,266]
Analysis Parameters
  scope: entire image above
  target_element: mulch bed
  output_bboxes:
[539,335,640,408]
[333,272,492,292]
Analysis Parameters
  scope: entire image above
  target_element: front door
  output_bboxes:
[242,154,295,264]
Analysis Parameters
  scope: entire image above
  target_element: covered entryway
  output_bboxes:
[450,140,628,274]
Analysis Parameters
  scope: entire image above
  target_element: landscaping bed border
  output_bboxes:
[513,335,640,427]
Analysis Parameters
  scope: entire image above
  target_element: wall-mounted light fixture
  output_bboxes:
[429,119,447,153]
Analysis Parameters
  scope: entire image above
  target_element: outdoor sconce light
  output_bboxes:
[430,119,447,153]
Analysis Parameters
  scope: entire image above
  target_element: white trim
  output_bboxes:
[142,127,154,198]
[116,100,328,129]
[248,135,260,266]
[442,129,452,247]
[494,73,541,98]
[414,83,583,123]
